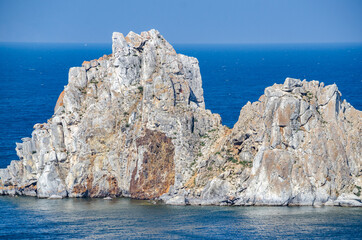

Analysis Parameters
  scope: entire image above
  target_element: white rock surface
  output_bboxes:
[0,30,361,207]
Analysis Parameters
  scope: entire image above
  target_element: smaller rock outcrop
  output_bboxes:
[172,78,361,207]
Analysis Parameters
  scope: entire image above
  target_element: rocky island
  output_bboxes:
[0,30,361,207]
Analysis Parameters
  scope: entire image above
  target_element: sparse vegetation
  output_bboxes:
[306,91,313,100]
[239,160,252,167]
[228,156,238,163]
[200,134,209,139]
[356,186,361,197]
[138,86,143,94]
[190,160,196,167]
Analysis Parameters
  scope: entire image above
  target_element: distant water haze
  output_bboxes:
[0,43,361,168]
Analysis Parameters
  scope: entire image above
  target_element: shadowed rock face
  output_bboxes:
[0,30,361,207]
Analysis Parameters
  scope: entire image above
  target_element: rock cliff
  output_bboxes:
[0,30,361,207]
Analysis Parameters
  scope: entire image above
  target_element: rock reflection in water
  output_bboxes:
[0,197,361,239]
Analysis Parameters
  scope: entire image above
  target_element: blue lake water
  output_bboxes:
[0,43,361,239]
[0,197,361,239]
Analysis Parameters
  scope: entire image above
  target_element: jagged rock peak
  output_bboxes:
[0,29,220,200]
[0,30,361,207]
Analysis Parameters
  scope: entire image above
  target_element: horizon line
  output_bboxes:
[0,41,362,45]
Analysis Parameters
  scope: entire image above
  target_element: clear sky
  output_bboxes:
[0,0,361,44]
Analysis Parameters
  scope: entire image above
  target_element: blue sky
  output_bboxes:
[0,0,361,44]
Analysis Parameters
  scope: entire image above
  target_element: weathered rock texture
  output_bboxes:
[0,30,361,207]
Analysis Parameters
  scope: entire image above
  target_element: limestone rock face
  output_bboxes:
[0,29,221,199]
[176,78,361,207]
[0,30,361,206]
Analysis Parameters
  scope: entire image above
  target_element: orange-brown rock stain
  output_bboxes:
[106,176,120,196]
[125,36,131,43]
[185,172,198,188]
[130,129,175,199]
[277,105,292,127]
[54,90,65,113]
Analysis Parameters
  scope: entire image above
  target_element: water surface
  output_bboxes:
[0,197,361,239]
